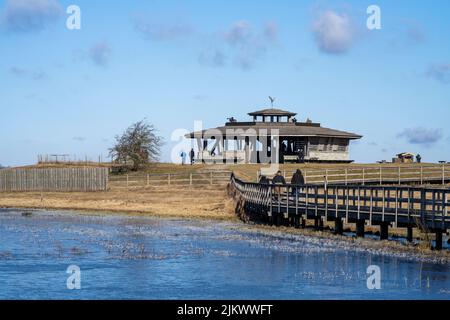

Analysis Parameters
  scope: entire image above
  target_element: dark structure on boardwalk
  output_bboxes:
[187,106,362,164]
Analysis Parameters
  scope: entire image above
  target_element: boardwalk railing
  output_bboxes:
[229,174,450,249]
[259,164,450,185]
[0,167,108,192]
[109,171,232,188]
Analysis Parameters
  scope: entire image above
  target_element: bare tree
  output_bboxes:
[109,120,163,171]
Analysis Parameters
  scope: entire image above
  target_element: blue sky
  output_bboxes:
[1,0,449,166]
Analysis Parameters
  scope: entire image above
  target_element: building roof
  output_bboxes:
[186,122,362,139]
[397,152,416,157]
[248,108,297,117]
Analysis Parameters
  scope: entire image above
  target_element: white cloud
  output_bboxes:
[397,127,443,146]
[312,10,355,54]
[198,48,227,67]
[205,20,279,69]
[426,63,450,84]
[10,66,46,80]
[134,17,194,41]
[1,0,62,33]
[89,42,112,66]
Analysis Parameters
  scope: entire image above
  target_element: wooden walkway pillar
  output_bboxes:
[268,214,274,226]
[380,222,389,240]
[294,215,300,229]
[407,225,413,243]
[356,220,365,237]
[275,213,281,227]
[334,218,344,235]
[435,230,443,250]
[314,217,323,231]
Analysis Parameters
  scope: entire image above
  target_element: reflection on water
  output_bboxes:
[0,209,448,299]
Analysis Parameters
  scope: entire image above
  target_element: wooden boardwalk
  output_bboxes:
[229,174,450,250]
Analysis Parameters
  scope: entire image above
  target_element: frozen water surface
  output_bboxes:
[0,209,448,299]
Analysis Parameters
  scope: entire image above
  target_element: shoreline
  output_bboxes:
[0,187,236,221]
[0,204,238,222]
[1,204,449,265]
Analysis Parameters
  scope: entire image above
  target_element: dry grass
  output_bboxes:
[0,186,237,221]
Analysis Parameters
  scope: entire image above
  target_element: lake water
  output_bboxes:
[0,208,449,300]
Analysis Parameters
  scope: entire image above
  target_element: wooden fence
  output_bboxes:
[259,164,450,185]
[109,171,232,188]
[0,167,108,192]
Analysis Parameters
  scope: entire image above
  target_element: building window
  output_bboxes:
[336,139,348,152]
[308,138,319,151]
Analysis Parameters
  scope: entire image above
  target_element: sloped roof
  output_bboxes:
[248,108,297,117]
[397,152,416,157]
[186,122,362,139]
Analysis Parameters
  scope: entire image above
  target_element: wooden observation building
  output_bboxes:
[186,105,362,164]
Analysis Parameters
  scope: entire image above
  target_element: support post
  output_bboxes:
[407,225,413,243]
[380,222,389,240]
[276,213,281,226]
[294,215,300,229]
[334,218,344,235]
[314,217,319,230]
[301,217,306,229]
[356,220,365,237]
[435,230,443,250]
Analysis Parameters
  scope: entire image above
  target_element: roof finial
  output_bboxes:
[268,96,275,108]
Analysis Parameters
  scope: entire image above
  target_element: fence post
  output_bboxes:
[443,164,445,186]
[398,167,401,185]
[420,166,423,185]
[147,174,150,187]
[362,168,365,184]
[379,167,382,185]
[345,168,348,185]
[168,174,171,186]
[190,173,192,186]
